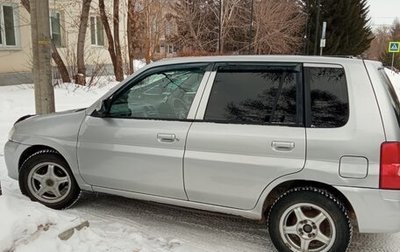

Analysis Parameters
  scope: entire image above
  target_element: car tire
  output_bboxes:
[19,150,80,209]
[267,187,352,252]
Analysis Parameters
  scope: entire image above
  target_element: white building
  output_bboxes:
[0,0,177,85]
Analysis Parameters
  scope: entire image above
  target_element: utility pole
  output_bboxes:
[30,0,55,114]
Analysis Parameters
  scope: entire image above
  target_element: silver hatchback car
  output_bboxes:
[5,56,400,252]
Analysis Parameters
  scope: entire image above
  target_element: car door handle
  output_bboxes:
[157,133,177,143]
[271,141,295,151]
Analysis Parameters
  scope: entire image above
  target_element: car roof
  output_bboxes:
[153,55,365,66]
[130,55,381,82]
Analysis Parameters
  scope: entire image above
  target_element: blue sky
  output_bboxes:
[368,0,400,26]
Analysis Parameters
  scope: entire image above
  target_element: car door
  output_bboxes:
[77,63,211,199]
[184,63,306,209]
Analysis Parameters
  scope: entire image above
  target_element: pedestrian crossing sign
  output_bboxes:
[389,42,400,53]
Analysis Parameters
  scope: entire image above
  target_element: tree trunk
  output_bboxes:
[99,0,124,81]
[76,0,92,85]
[145,8,151,64]
[51,43,71,83]
[113,0,124,81]
[21,0,71,83]
[127,0,136,74]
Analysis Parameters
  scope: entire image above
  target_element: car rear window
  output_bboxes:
[305,67,349,128]
[379,68,400,128]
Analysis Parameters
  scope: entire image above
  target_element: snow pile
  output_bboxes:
[0,195,79,252]
[385,68,400,99]
[0,196,183,252]
[386,68,400,86]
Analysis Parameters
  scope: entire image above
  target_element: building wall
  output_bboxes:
[49,0,113,75]
[0,0,115,85]
[0,1,32,76]
[0,0,177,85]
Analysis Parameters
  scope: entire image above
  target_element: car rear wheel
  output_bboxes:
[268,187,352,252]
[19,150,80,209]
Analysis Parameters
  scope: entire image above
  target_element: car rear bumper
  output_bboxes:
[336,186,400,233]
[4,140,30,181]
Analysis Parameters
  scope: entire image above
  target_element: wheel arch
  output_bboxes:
[18,145,65,171]
[261,180,358,231]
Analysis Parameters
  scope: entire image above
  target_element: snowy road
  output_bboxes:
[1,73,400,251]
[67,191,400,252]
[3,171,400,252]
[2,170,400,252]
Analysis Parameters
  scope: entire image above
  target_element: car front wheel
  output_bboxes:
[19,150,80,209]
[268,187,352,252]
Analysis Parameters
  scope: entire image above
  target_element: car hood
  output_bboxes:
[12,108,87,144]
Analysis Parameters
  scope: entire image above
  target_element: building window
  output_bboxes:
[0,4,18,47]
[90,16,104,46]
[165,21,172,36]
[50,11,63,47]
[167,44,174,54]
[159,41,165,53]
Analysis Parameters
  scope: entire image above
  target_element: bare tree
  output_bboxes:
[379,20,400,69]
[139,0,166,63]
[76,0,92,85]
[173,0,306,55]
[21,0,71,83]
[251,0,306,54]
[365,26,391,60]
[99,0,124,81]
[173,0,254,54]
[127,0,137,74]
[211,0,242,53]
[113,0,124,79]
[173,0,218,53]
[126,0,168,64]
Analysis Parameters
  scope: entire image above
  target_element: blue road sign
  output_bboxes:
[389,42,400,53]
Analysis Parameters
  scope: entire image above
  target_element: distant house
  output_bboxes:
[0,0,177,86]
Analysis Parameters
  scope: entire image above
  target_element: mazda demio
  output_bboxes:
[5,56,400,252]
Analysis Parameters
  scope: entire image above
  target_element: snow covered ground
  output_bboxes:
[1,70,400,252]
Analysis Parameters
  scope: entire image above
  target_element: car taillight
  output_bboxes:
[380,142,400,189]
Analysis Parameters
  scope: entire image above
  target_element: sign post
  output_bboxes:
[388,42,400,70]
[320,21,327,56]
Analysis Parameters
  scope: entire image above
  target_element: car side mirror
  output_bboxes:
[93,98,112,118]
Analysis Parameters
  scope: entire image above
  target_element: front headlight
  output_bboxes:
[8,126,15,141]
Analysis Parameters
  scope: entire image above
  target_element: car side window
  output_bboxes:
[204,67,299,125]
[109,67,206,120]
[305,67,349,128]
